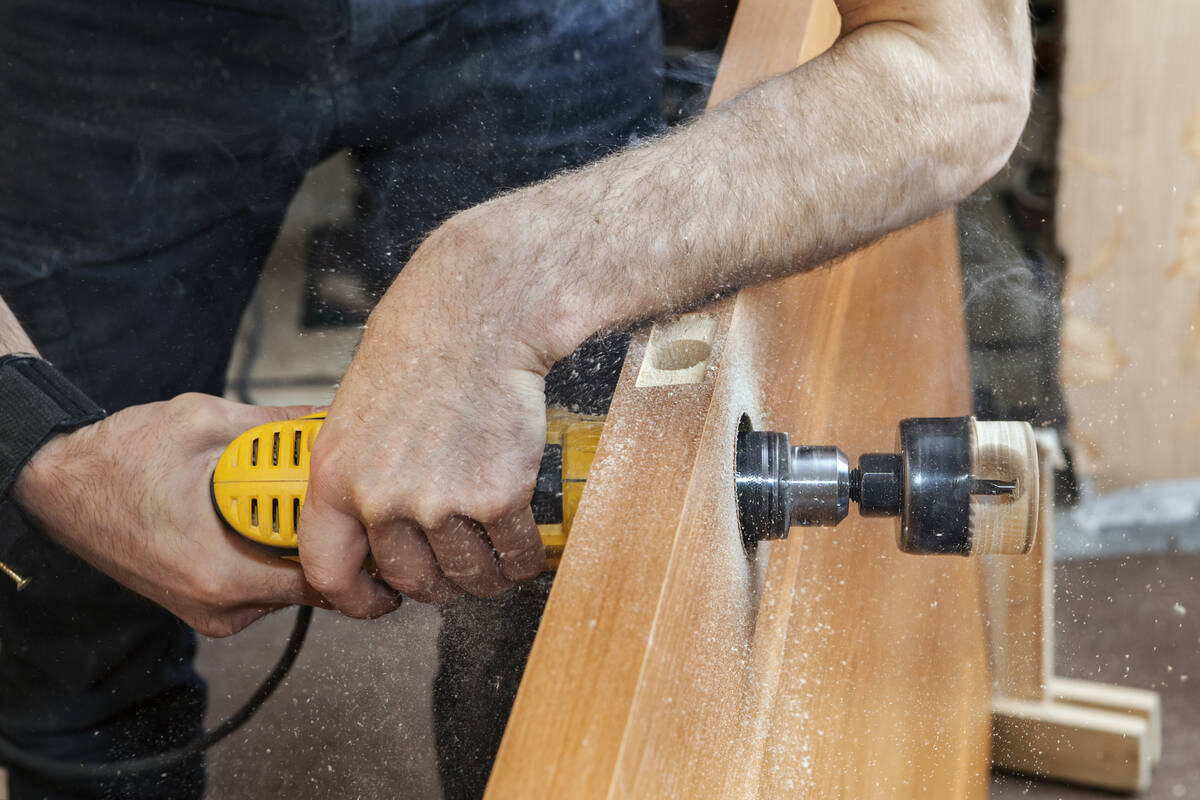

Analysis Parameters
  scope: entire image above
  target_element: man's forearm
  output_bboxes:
[299,0,1032,615]
[435,0,1031,364]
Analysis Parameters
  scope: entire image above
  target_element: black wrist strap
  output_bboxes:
[0,354,106,500]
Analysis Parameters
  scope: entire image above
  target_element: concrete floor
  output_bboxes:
[189,158,1200,798]
[198,603,443,800]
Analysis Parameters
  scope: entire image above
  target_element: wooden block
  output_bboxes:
[1051,677,1163,765]
[984,432,1163,793]
[992,696,1153,793]
[982,432,1060,701]
[969,419,1039,556]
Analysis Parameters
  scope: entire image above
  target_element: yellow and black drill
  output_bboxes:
[211,408,604,569]
[212,410,1040,564]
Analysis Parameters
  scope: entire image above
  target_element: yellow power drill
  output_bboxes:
[211,408,604,570]
[213,410,1039,563]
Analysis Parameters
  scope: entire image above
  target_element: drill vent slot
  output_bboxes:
[293,497,301,532]
[271,498,279,533]
[293,431,302,466]
[272,432,280,466]
[250,438,259,467]
[250,498,259,528]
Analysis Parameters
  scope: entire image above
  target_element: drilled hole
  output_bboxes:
[650,338,712,372]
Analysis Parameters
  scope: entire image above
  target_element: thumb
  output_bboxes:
[239,403,322,425]
[210,400,322,444]
[235,556,335,609]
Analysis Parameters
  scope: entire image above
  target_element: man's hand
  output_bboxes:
[299,225,551,617]
[12,393,330,637]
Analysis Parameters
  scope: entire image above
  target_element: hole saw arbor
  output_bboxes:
[483,0,1153,796]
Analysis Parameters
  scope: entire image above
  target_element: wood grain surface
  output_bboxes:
[485,0,992,796]
[1058,1,1200,489]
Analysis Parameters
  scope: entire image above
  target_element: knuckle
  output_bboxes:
[441,560,487,590]
[301,562,343,595]
[472,489,516,525]
[170,392,219,428]
[442,561,507,598]
[306,451,346,502]
[382,576,436,604]
[375,560,432,600]
[339,602,376,620]
[441,558,483,584]
[472,581,512,600]
[411,495,456,532]
[189,569,234,609]
[189,612,238,639]
[501,543,546,581]
[306,442,338,480]
[354,491,398,527]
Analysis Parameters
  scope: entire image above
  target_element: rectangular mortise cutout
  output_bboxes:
[636,312,720,387]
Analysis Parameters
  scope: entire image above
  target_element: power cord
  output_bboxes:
[0,606,311,782]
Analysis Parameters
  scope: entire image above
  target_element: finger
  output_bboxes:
[298,495,400,619]
[368,519,463,605]
[199,602,312,638]
[233,555,335,609]
[480,504,545,582]
[237,402,321,428]
[224,604,287,636]
[207,397,320,439]
[425,515,513,598]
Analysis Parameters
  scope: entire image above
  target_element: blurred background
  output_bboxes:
[193,2,1199,797]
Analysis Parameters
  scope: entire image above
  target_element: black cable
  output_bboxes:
[0,606,312,783]
[232,291,266,406]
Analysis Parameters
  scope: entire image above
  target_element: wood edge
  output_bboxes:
[991,697,1152,793]
[1049,677,1163,765]
[799,0,841,63]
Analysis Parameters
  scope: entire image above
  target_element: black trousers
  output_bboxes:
[0,1,663,796]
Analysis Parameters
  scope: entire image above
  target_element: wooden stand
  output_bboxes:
[984,432,1162,792]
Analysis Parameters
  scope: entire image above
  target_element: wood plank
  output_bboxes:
[982,431,1060,701]
[1051,678,1162,765]
[982,432,1163,792]
[486,0,992,796]
[1058,1,1200,489]
[992,697,1152,793]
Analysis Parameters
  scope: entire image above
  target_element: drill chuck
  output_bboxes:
[735,433,850,542]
